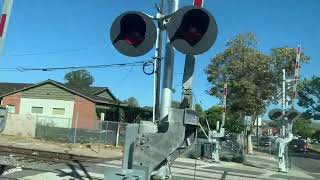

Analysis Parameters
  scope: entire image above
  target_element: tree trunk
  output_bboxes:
[247,133,254,154]
[236,133,241,144]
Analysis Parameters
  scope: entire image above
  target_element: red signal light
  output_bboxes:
[114,13,146,47]
[124,32,144,47]
[170,9,209,46]
[181,27,202,45]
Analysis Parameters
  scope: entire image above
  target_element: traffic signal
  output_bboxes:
[110,11,157,57]
[286,109,299,122]
[166,6,218,55]
[268,109,284,121]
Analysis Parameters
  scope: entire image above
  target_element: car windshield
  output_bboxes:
[291,139,306,145]
[0,0,319,179]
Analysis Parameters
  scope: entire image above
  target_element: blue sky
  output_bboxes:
[0,0,319,110]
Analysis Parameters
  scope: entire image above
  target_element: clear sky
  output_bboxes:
[0,0,319,110]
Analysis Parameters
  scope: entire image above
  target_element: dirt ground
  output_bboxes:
[0,135,123,159]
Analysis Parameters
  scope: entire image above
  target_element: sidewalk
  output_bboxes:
[245,150,313,179]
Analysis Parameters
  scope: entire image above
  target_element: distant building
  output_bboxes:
[261,127,280,136]
[0,79,125,130]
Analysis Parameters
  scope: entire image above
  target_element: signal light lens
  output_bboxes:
[110,11,156,57]
[124,32,144,46]
[166,6,218,55]
[181,27,202,45]
[287,110,299,121]
[116,14,146,47]
[272,111,283,118]
[177,9,209,46]
[268,109,284,121]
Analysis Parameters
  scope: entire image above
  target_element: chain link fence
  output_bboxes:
[35,116,128,146]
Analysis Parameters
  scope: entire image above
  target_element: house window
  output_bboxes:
[31,107,43,114]
[52,108,65,115]
[7,105,15,113]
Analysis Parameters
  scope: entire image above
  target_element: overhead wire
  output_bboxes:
[7,43,105,57]
[0,60,153,72]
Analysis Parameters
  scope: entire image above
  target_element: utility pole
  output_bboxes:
[152,0,165,123]
[159,0,179,126]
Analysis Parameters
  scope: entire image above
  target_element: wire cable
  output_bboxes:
[0,60,150,72]
[7,43,105,57]
[142,60,155,75]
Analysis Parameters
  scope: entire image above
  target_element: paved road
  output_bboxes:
[290,151,320,179]
[254,145,320,179]
[0,156,314,180]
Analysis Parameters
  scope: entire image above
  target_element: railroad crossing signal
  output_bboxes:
[268,108,299,122]
[110,11,157,57]
[110,6,217,56]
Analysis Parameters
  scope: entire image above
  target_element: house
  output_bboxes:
[0,79,125,130]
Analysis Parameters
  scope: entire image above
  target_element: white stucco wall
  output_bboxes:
[2,113,37,137]
[19,98,74,128]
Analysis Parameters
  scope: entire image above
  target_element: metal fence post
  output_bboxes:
[115,122,120,147]
[73,112,79,144]
[105,121,108,144]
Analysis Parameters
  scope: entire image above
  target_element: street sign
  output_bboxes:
[244,116,252,125]
[254,117,262,126]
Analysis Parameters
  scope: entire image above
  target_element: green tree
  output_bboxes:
[205,33,310,154]
[206,33,274,122]
[64,69,94,87]
[171,100,180,109]
[124,97,139,107]
[297,76,320,120]
[195,104,206,125]
[204,105,222,130]
[293,118,312,138]
[312,129,320,140]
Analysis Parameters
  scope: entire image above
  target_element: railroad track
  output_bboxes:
[0,145,107,164]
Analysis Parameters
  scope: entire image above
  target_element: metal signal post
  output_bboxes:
[268,45,301,173]
[107,0,218,179]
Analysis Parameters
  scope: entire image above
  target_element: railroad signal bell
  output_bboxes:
[166,6,218,55]
[110,11,157,57]
[268,109,284,121]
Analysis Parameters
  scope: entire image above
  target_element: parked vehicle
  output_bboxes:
[289,139,309,152]
[259,136,271,146]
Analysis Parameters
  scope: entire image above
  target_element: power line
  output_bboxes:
[7,44,105,57]
[0,60,152,72]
